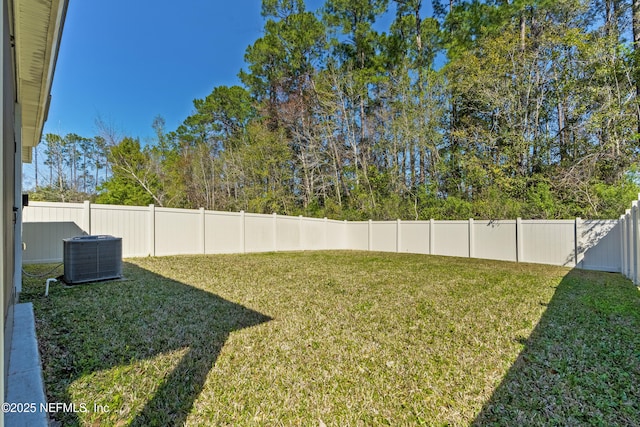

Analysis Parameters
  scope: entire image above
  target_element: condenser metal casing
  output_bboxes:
[63,235,122,284]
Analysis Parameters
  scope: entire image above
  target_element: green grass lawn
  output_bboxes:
[20,251,640,426]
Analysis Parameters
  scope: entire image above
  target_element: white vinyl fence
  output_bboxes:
[619,197,640,284]
[22,201,622,273]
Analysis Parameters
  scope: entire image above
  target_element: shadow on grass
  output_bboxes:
[25,261,271,427]
[473,268,640,426]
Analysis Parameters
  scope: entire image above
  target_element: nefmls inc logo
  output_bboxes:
[41,402,89,413]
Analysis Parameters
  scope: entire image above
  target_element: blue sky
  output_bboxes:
[28,0,403,187]
[43,0,325,144]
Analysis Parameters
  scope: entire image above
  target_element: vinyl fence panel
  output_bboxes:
[276,215,301,251]
[326,220,348,250]
[398,221,430,254]
[22,222,84,263]
[301,217,326,251]
[371,221,397,252]
[432,221,469,258]
[346,222,369,251]
[244,213,275,253]
[473,220,517,262]
[22,202,87,262]
[154,208,201,256]
[580,220,621,272]
[91,204,149,257]
[204,211,242,254]
[22,202,85,230]
[22,201,627,274]
[521,220,576,266]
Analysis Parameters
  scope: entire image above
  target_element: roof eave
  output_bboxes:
[13,0,68,163]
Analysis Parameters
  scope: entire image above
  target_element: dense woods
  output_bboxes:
[30,0,640,219]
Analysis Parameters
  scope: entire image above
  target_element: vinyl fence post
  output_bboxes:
[368,219,373,252]
[240,210,246,254]
[468,218,474,258]
[324,217,328,250]
[429,219,435,255]
[83,200,91,235]
[620,215,626,278]
[516,217,523,263]
[273,213,277,252]
[624,209,633,279]
[344,219,348,250]
[636,194,640,283]
[631,200,640,285]
[200,208,206,254]
[630,207,636,282]
[575,217,583,268]
[299,215,304,251]
[396,219,401,253]
[148,204,155,256]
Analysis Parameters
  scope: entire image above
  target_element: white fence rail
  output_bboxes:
[22,201,621,273]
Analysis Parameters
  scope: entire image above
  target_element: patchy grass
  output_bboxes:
[20,251,640,426]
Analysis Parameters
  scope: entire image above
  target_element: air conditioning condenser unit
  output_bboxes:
[63,235,122,284]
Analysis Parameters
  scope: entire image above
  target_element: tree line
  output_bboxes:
[30,0,640,220]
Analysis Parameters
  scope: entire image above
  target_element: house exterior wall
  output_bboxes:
[1,0,16,401]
